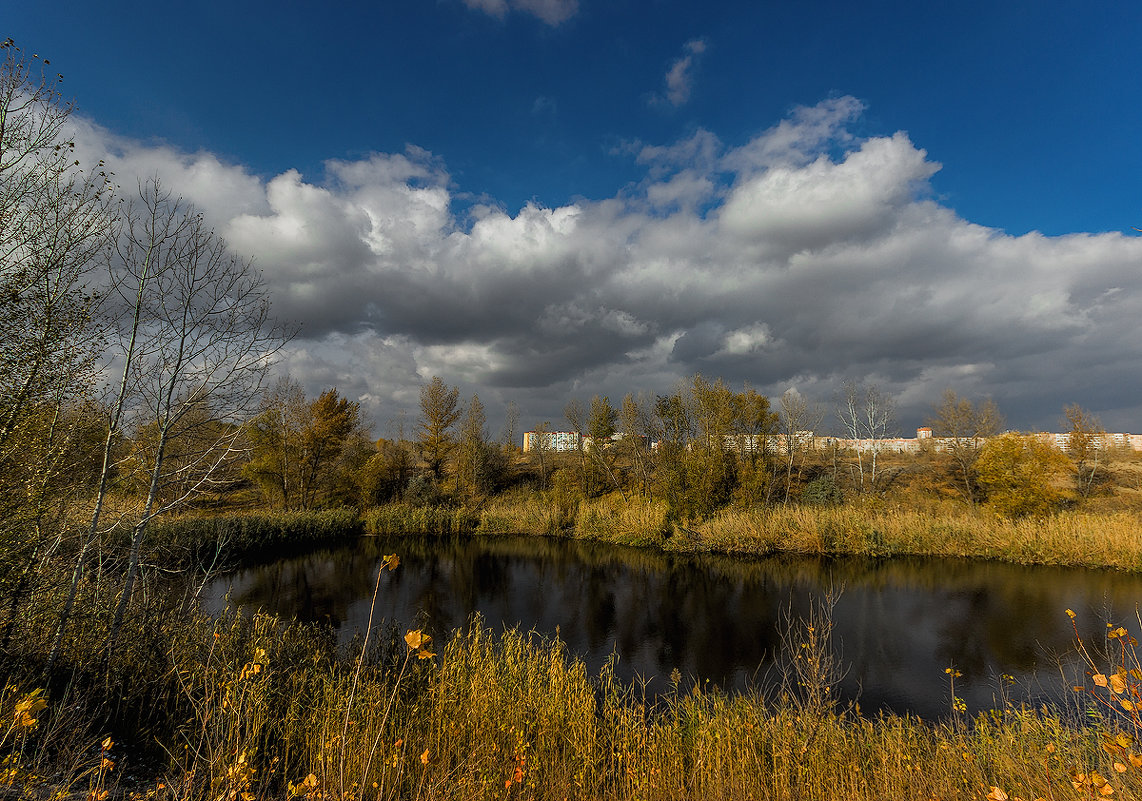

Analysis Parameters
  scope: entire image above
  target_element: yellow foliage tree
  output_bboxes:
[974,433,1073,518]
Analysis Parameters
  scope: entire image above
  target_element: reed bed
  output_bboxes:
[147,508,363,566]
[673,506,1142,569]
[475,491,568,536]
[575,495,672,546]
[376,493,1142,571]
[6,581,1142,801]
[363,504,477,536]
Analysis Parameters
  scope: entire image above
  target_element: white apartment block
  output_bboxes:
[524,428,1142,455]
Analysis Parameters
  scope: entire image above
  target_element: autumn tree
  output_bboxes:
[530,420,552,491]
[418,376,460,482]
[243,378,307,508]
[655,377,738,519]
[456,393,502,496]
[1063,404,1105,498]
[357,437,415,505]
[618,393,655,499]
[245,381,367,509]
[502,399,520,452]
[587,394,625,500]
[730,385,778,505]
[0,40,112,450]
[974,433,1072,518]
[927,390,1003,504]
[654,391,691,447]
[300,388,367,507]
[689,375,735,451]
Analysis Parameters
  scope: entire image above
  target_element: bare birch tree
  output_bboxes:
[779,390,823,504]
[837,381,895,494]
[109,179,284,644]
[50,177,286,657]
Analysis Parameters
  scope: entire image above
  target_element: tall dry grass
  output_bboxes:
[368,492,1142,571]
[9,565,1142,800]
[672,505,1142,570]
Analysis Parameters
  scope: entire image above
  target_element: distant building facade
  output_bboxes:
[523,427,1142,455]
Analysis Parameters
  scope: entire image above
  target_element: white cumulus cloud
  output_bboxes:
[76,97,1142,432]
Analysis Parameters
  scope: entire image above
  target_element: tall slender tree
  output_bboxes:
[456,393,489,495]
[418,376,460,482]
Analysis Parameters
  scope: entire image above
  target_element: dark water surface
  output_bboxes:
[201,534,1142,719]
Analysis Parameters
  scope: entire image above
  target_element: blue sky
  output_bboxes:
[7,1,1142,433]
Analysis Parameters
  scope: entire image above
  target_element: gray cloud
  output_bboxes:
[653,38,708,108]
[79,98,1142,433]
[462,0,578,26]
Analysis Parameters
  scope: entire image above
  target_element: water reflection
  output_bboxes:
[201,535,1142,719]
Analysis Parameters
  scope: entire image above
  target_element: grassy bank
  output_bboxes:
[5,560,1142,801]
[364,495,1142,571]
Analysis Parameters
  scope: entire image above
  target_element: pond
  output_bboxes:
[201,534,1142,719]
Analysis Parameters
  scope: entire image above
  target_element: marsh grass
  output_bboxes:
[475,490,568,536]
[669,505,1142,570]
[147,508,363,567]
[12,552,1142,799]
[363,504,476,537]
[365,494,1142,571]
[575,495,671,546]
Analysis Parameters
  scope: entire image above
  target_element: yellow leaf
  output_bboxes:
[1121,699,1135,711]
[13,689,47,728]
[1114,763,1128,773]
[1117,733,1134,748]
[1110,674,1128,694]
[1094,673,1109,687]
[1066,609,1077,619]
[1099,785,1114,796]
[405,630,431,651]
[1130,753,1142,767]
[382,554,400,571]
[987,787,1009,801]
[420,748,429,764]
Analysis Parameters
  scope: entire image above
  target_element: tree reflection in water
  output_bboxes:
[201,535,1142,719]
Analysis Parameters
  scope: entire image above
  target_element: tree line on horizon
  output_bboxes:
[233,372,1117,524]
